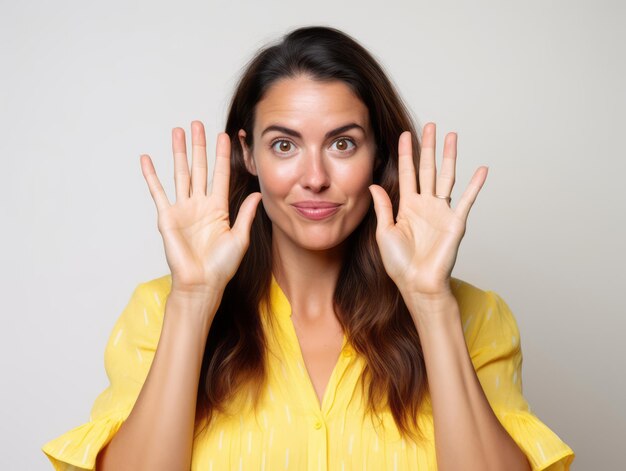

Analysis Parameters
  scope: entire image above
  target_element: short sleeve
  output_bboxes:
[470,290,575,471]
[41,277,169,470]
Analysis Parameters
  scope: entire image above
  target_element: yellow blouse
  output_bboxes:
[42,274,575,470]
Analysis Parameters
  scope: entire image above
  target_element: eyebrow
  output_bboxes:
[260,123,366,139]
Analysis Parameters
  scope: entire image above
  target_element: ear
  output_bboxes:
[374,155,383,173]
[238,129,257,176]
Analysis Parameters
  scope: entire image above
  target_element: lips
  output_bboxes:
[291,201,341,220]
[292,201,341,209]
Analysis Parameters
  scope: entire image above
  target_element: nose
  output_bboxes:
[299,148,330,192]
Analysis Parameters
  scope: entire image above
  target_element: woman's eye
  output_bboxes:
[270,137,355,155]
[271,139,295,154]
[331,138,356,152]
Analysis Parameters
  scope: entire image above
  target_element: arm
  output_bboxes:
[99,121,260,469]
[368,123,530,470]
[41,122,260,470]
[406,292,531,471]
[96,291,219,471]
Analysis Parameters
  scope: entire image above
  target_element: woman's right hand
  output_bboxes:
[140,120,262,297]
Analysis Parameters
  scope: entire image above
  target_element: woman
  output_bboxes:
[42,26,575,470]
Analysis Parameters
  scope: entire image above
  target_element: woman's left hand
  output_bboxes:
[369,122,488,299]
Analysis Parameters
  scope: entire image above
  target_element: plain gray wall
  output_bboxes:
[1,0,623,469]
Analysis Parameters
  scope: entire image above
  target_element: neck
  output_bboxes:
[271,233,346,322]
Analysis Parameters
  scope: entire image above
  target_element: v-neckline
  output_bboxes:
[269,273,352,414]
[291,317,347,409]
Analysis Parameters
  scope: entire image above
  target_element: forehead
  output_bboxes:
[254,75,370,133]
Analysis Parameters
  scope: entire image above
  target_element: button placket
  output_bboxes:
[308,416,328,470]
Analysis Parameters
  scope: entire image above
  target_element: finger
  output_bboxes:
[436,132,457,197]
[190,120,208,196]
[140,154,171,213]
[455,166,488,221]
[397,131,417,202]
[368,184,395,233]
[419,122,436,195]
[172,127,190,201]
[210,132,232,206]
[231,192,263,247]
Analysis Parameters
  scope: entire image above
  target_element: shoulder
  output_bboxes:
[122,273,173,319]
[450,277,519,351]
[108,273,173,341]
[137,273,173,301]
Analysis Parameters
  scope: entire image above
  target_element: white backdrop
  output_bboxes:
[1,0,623,469]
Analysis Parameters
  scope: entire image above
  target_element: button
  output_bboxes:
[314,420,322,429]
[341,349,353,357]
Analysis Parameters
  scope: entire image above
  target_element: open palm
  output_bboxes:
[369,123,488,297]
[140,121,262,296]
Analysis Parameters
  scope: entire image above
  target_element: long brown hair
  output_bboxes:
[195,25,428,442]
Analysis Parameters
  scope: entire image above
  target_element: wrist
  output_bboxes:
[396,275,453,301]
[400,280,455,309]
[169,285,223,301]
[166,289,222,327]
[403,289,460,333]
[171,277,225,298]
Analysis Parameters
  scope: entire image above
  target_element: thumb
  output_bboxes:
[231,192,263,246]
[368,184,394,233]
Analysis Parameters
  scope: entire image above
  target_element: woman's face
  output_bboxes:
[239,75,377,252]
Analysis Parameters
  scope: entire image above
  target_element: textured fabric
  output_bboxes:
[42,274,575,470]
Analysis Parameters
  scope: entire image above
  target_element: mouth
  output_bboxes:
[291,201,342,221]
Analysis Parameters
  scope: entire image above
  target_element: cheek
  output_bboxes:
[255,163,297,224]
[256,162,294,197]
[337,164,374,197]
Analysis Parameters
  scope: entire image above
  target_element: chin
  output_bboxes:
[269,212,365,253]
[299,239,346,252]
[278,227,353,253]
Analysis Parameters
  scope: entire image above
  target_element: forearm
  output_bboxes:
[97,291,220,471]
[407,293,531,471]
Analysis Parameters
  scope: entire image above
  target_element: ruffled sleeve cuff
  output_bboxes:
[494,408,575,471]
[41,413,125,471]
